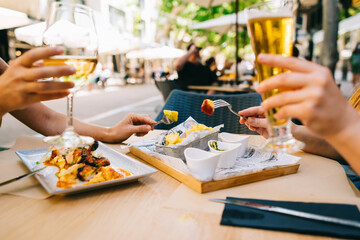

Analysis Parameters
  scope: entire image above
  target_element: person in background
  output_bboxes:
[239,54,360,179]
[174,43,217,90]
[350,42,360,87]
[0,47,156,144]
[205,57,219,95]
[230,57,245,77]
[205,57,217,72]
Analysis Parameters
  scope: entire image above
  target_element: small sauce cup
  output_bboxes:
[218,132,249,157]
[184,148,220,181]
[208,140,242,169]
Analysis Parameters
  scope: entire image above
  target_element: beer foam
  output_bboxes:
[246,6,293,20]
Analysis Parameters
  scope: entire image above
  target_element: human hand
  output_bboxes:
[189,44,199,54]
[256,54,354,138]
[0,47,75,116]
[107,113,156,142]
[238,106,269,138]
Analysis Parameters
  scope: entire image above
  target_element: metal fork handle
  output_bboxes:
[152,120,163,127]
[228,106,248,120]
[0,166,46,187]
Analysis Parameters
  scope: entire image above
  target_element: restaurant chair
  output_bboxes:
[154,79,179,101]
[154,89,262,134]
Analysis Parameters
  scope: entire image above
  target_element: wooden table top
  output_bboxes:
[188,85,254,93]
[0,131,359,240]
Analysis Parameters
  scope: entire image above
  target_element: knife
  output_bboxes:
[0,166,46,187]
[210,198,360,229]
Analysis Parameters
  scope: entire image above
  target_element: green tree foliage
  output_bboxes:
[159,0,260,59]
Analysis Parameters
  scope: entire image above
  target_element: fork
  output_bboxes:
[153,114,175,126]
[213,99,248,120]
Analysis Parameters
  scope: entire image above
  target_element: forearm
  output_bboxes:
[326,120,360,176]
[174,52,192,71]
[10,103,113,142]
[292,124,346,163]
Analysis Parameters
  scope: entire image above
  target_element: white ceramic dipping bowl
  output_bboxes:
[184,148,220,181]
[218,132,249,157]
[208,140,242,169]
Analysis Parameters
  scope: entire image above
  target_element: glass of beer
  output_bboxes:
[245,0,303,152]
[42,2,98,148]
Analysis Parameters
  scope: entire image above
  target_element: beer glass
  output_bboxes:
[245,0,303,152]
[42,2,98,148]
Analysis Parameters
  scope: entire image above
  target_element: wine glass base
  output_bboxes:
[261,137,305,154]
[44,132,94,148]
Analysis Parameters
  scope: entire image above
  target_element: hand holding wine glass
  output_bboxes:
[42,2,98,148]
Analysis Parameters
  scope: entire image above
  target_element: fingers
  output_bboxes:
[131,125,152,134]
[27,81,74,93]
[135,132,148,137]
[261,88,310,111]
[256,72,309,93]
[257,54,317,73]
[272,103,307,120]
[24,65,76,81]
[131,114,156,125]
[25,92,71,104]
[18,47,64,68]
[238,106,265,118]
[247,117,268,129]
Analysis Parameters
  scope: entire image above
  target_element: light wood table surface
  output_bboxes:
[0,131,359,240]
[188,85,254,93]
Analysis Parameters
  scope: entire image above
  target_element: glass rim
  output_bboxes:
[244,0,294,11]
[50,2,93,14]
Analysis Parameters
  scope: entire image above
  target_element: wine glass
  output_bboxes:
[245,0,304,153]
[42,2,98,148]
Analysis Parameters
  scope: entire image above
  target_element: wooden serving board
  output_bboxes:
[129,146,300,194]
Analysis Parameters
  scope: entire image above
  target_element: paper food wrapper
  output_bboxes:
[155,117,223,160]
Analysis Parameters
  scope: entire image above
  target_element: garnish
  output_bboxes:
[210,141,225,151]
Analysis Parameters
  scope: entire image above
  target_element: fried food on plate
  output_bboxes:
[44,141,134,188]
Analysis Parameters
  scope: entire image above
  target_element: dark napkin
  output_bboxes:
[220,197,360,239]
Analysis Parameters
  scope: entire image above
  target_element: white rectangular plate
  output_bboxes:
[16,142,157,195]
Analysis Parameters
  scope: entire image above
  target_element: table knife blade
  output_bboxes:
[210,198,360,229]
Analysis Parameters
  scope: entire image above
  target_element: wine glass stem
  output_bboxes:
[66,93,74,132]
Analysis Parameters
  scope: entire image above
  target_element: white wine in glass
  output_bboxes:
[42,2,98,148]
[245,0,304,153]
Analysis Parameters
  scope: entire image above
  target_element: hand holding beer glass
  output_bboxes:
[42,2,98,148]
[245,0,304,152]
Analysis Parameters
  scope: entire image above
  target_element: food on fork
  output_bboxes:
[201,99,215,115]
[163,110,178,122]
[44,141,133,188]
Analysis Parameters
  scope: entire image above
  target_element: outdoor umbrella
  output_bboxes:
[0,7,31,30]
[126,46,186,60]
[14,12,147,54]
[181,0,232,8]
[190,11,246,34]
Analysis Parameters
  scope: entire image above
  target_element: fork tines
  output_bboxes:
[213,99,230,109]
